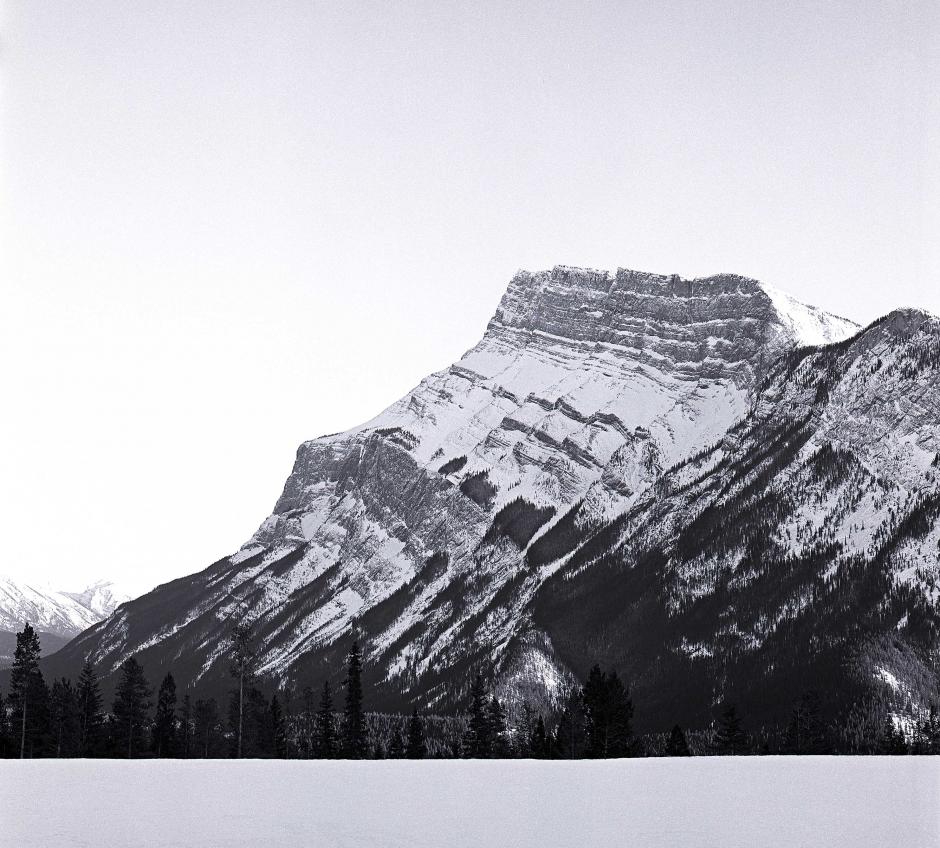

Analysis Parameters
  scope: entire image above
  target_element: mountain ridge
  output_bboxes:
[0,576,130,642]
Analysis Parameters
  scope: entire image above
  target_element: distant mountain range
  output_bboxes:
[35,267,940,734]
[0,577,129,666]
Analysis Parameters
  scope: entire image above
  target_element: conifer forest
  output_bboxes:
[1,621,935,760]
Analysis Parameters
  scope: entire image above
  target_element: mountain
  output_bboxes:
[0,576,130,665]
[39,267,940,734]
[62,580,131,620]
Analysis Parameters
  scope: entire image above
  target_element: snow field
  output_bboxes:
[2,757,938,848]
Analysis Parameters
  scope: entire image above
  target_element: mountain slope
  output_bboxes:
[41,266,880,718]
[534,308,940,731]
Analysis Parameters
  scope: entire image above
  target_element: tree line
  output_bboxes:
[2,622,936,758]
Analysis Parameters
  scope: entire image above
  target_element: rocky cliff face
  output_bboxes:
[46,266,940,731]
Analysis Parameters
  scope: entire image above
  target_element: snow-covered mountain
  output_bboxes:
[63,580,131,621]
[0,576,130,639]
[42,266,940,731]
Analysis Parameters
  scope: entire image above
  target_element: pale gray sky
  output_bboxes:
[2,1,938,595]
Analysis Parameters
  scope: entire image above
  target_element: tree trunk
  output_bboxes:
[19,696,28,759]
[238,671,244,758]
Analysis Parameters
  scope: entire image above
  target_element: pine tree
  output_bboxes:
[530,714,549,758]
[487,696,509,758]
[314,680,337,758]
[342,641,367,758]
[716,703,747,755]
[49,678,80,757]
[406,708,426,759]
[464,673,491,758]
[581,666,634,758]
[180,693,194,758]
[0,691,9,758]
[153,673,178,757]
[299,686,317,758]
[112,656,152,758]
[516,703,534,758]
[666,724,691,756]
[279,687,296,759]
[553,692,586,759]
[229,618,257,759]
[194,698,222,758]
[247,688,269,757]
[879,713,908,755]
[919,704,940,754]
[389,727,405,758]
[784,691,825,754]
[76,659,104,757]
[9,623,48,758]
[267,693,286,758]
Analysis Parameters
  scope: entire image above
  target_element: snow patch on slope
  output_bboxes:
[759,281,859,347]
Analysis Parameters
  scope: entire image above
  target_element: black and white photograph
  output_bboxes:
[1,1,939,846]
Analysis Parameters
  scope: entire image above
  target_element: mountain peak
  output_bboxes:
[755,279,859,347]
[875,306,940,332]
[492,265,858,353]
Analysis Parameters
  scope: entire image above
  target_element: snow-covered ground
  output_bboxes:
[1,758,938,848]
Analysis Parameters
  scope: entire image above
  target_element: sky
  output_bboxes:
[1,1,938,596]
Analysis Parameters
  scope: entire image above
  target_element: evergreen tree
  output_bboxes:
[463,674,492,758]
[76,659,104,757]
[515,703,534,758]
[112,656,152,758]
[9,623,49,758]
[229,618,257,759]
[487,696,509,758]
[784,691,825,754]
[298,686,317,758]
[180,693,194,758]
[406,708,426,759]
[389,727,405,758]
[266,693,286,758]
[314,680,337,758]
[665,724,691,756]
[0,691,9,758]
[553,692,586,759]
[279,687,296,759]
[49,678,80,757]
[879,713,908,755]
[341,641,367,758]
[153,673,178,757]
[918,704,940,755]
[581,666,634,758]
[530,714,549,758]
[247,688,269,757]
[194,698,223,758]
[715,703,747,755]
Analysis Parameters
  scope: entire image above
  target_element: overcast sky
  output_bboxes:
[2,1,938,595]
